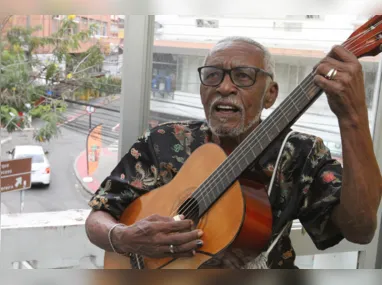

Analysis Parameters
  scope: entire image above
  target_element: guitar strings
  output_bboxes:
[343,19,382,50]
[169,78,314,219]
[168,19,382,221]
[343,20,382,56]
[175,41,381,222]
[170,22,382,220]
[180,74,318,220]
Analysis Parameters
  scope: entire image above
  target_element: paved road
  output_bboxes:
[1,122,91,214]
[1,95,197,214]
[61,99,121,147]
[61,96,196,149]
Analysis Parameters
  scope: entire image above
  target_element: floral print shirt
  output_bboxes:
[88,120,344,269]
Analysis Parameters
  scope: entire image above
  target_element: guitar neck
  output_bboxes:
[193,71,324,217]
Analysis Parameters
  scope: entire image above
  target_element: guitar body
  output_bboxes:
[104,143,273,269]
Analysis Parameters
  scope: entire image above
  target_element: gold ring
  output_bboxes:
[332,69,337,79]
[325,68,337,80]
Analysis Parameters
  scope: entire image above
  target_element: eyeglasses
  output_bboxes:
[197,66,273,88]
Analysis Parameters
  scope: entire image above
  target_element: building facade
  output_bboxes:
[149,15,381,158]
[2,15,124,54]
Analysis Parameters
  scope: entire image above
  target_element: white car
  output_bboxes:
[7,145,51,187]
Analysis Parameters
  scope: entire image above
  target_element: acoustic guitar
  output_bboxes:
[104,15,382,269]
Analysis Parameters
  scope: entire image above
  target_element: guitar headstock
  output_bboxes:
[346,15,382,58]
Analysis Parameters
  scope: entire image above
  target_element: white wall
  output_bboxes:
[0,210,104,269]
[0,209,367,269]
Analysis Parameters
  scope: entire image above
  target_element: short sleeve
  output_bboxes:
[297,136,344,250]
[88,133,160,220]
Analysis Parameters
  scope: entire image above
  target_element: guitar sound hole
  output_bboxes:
[178,197,200,226]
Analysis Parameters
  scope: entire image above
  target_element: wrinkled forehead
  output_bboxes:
[205,41,265,69]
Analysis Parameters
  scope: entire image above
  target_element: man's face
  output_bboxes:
[200,42,277,138]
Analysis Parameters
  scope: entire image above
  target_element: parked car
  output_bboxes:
[7,145,51,187]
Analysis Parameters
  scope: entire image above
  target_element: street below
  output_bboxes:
[1,95,194,214]
[1,126,91,214]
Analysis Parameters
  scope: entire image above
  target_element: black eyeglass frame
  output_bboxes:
[197,66,274,88]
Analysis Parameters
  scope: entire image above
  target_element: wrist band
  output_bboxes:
[108,223,130,256]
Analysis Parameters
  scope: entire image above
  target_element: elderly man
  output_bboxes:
[85,36,382,269]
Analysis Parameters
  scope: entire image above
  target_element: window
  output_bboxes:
[81,17,88,26]
[89,19,107,36]
[118,17,124,29]
[285,15,322,20]
[110,23,118,33]
[196,19,219,28]
[68,25,78,35]
[305,15,321,20]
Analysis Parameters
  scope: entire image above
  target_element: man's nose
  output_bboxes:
[216,73,237,96]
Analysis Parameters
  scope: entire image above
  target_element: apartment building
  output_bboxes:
[2,15,124,54]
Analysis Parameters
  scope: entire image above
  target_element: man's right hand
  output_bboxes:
[111,214,204,259]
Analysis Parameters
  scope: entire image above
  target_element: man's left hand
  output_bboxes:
[313,45,368,127]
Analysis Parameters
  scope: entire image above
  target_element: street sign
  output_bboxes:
[86,106,95,114]
[1,174,31,193]
[0,158,32,193]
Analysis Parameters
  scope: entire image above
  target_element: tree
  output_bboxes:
[0,15,119,142]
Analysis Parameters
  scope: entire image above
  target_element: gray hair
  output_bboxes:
[203,36,275,78]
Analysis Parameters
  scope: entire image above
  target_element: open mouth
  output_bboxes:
[214,104,241,114]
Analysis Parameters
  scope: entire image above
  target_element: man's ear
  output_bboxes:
[263,81,278,109]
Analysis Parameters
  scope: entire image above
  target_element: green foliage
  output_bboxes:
[100,76,122,94]
[45,63,58,81]
[0,105,25,132]
[29,101,67,119]
[1,15,110,142]
[33,112,62,142]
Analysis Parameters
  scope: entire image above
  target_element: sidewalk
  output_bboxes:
[1,203,9,214]
[1,130,12,145]
[1,136,12,145]
[74,147,118,194]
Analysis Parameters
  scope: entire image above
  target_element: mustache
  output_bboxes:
[209,95,244,112]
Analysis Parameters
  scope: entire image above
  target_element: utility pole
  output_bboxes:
[26,15,31,62]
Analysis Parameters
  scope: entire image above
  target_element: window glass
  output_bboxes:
[149,15,379,160]
[1,15,124,214]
